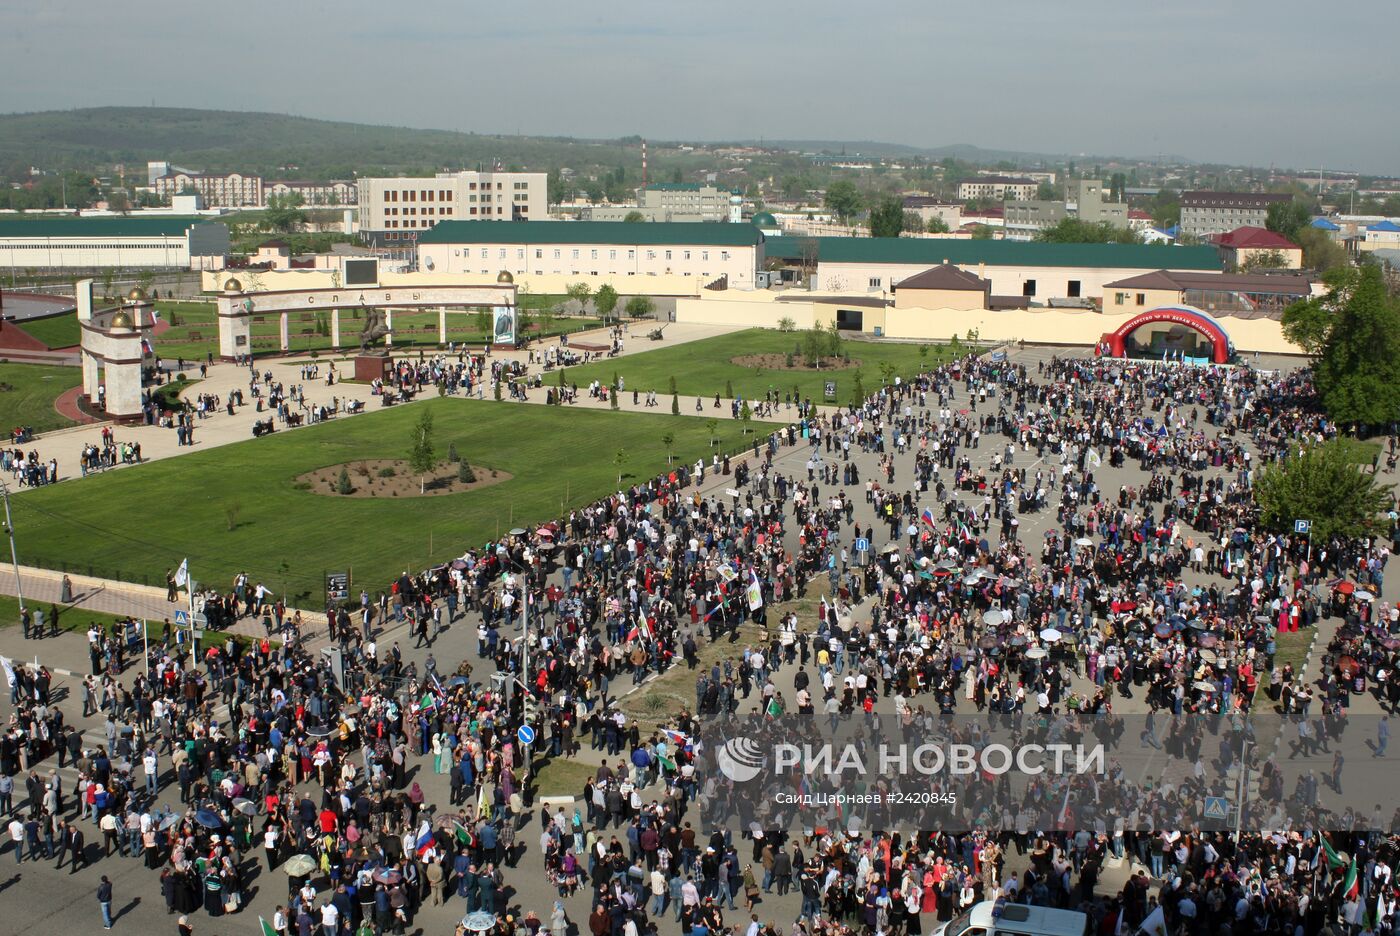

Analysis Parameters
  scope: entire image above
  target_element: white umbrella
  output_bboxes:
[982,610,1004,626]
[1075,538,1093,547]
[1025,647,1049,660]
[1039,628,1062,643]
[1355,590,1376,602]
[1197,649,1217,663]
[1194,680,1217,693]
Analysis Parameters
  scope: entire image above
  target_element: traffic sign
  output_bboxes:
[174,610,190,627]
[1203,796,1229,821]
[1294,519,1312,534]
[855,537,870,552]
[517,724,536,746]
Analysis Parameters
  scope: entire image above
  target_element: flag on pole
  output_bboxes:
[1136,905,1167,936]
[174,559,189,588]
[1342,855,1360,900]
[260,917,280,936]
[414,821,434,858]
[1087,449,1102,469]
[1320,833,1345,869]
[419,692,438,714]
[746,570,764,611]
[920,507,936,527]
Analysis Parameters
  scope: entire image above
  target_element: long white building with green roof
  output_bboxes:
[0,216,229,271]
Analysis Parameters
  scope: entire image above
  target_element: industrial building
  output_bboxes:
[0,216,230,271]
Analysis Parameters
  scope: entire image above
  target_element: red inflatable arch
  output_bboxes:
[1097,305,1234,365]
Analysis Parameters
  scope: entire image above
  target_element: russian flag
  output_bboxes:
[414,821,435,858]
[920,507,935,527]
[664,729,692,750]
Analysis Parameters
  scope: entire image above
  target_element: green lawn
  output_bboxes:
[559,328,953,404]
[16,312,81,349]
[152,300,601,361]
[13,398,778,604]
[0,362,79,434]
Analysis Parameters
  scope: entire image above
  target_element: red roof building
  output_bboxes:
[1208,226,1303,270]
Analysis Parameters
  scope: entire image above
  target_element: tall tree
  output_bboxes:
[1266,199,1311,242]
[263,192,306,233]
[1282,264,1400,425]
[868,195,905,238]
[566,281,592,314]
[1254,439,1390,542]
[823,180,863,223]
[925,215,950,234]
[594,284,619,322]
[1035,218,1139,244]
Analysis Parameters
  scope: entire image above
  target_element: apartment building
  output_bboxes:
[584,183,739,222]
[957,175,1037,201]
[152,170,263,207]
[1003,180,1128,241]
[264,180,357,206]
[358,171,547,245]
[1179,191,1292,239]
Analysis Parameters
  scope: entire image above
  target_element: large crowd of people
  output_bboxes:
[3,349,1399,936]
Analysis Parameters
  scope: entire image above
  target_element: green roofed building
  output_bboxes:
[764,235,1221,303]
[0,215,230,270]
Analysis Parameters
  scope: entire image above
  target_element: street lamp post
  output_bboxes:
[0,479,24,614]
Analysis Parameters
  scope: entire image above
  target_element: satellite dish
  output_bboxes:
[424,256,435,271]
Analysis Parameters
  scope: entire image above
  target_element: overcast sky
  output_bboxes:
[3,0,1395,174]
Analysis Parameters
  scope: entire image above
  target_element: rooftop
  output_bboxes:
[0,216,213,239]
[765,236,1221,271]
[964,175,1035,185]
[416,220,764,248]
[1210,226,1299,250]
[1368,220,1400,233]
[1104,269,1314,296]
[894,264,989,292]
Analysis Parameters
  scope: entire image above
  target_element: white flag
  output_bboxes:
[746,571,764,612]
[1136,906,1168,936]
[174,559,188,588]
[1087,448,1102,469]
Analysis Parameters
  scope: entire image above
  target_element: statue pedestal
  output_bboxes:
[354,354,392,383]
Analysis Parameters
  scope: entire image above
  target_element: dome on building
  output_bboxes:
[497,270,514,284]
[222,277,243,292]
[109,311,134,330]
[126,286,146,302]
[751,211,778,228]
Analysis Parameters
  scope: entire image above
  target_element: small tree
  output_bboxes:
[850,368,866,406]
[475,306,492,338]
[447,442,461,463]
[926,215,950,234]
[458,460,477,484]
[671,393,680,415]
[1254,439,1390,542]
[566,281,592,315]
[625,295,654,319]
[879,361,897,387]
[493,379,503,401]
[610,383,620,409]
[336,466,353,495]
[594,284,619,323]
[668,375,677,394]
[777,316,797,333]
[706,418,719,447]
[724,379,734,398]
[409,408,436,494]
[918,344,930,367]
[661,432,675,465]
[613,447,628,485]
[622,210,646,223]
[740,401,753,434]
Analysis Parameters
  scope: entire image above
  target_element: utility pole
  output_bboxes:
[0,480,24,613]
[508,528,532,784]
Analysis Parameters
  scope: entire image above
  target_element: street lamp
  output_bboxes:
[507,527,532,782]
[0,479,24,614]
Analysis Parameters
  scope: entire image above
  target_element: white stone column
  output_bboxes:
[280,311,290,352]
[438,308,447,345]
[384,308,394,348]
[331,308,341,350]
[217,295,251,361]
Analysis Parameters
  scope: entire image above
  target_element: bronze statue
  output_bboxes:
[358,307,391,352]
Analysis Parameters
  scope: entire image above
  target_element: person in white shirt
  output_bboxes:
[319,900,339,934]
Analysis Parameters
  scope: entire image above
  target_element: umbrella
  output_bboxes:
[451,559,469,571]
[1356,590,1376,602]
[463,912,499,932]
[232,798,256,816]
[158,814,179,831]
[1025,647,1049,660]
[1335,581,1356,595]
[284,854,317,877]
[1338,655,1359,678]
[963,575,982,586]
[372,868,403,885]
[1382,637,1400,651]
[982,610,1004,626]
[935,560,959,571]
[433,813,466,831]
[1039,628,1062,643]
[446,675,471,689]
[881,544,901,555]
[1153,622,1173,639]
[933,568,953,578]
[536,527,555,539]
[1075,538,1093,547]
[1193,680,1216,693]
[978,637,997,650]
[1198,649,1218,663]
[194,809,224,829]
[1010,636,1028,647]
[1197,634,1219,649]
[1188,619,1209,631]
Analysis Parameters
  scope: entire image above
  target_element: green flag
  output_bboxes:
[260,917,280,936]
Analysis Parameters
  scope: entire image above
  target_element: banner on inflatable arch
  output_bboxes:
[1098,305,1235,364]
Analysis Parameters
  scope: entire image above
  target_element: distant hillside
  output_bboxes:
[748,139,1068,165]
[0,107,654,179]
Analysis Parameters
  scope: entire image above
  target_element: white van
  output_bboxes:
[931,900,1087,936]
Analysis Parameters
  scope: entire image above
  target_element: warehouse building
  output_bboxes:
[0,216,230,271]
